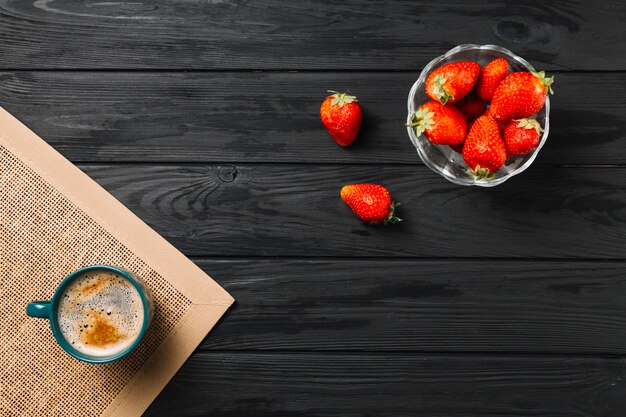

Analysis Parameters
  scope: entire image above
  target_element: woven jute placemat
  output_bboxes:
[0,107,234,417]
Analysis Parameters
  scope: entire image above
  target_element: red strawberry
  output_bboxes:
[406,100,467,145]
[462,115,507,179]
[485,106,508,134]
[340,184,401,225]
[425,61,480,105]
[489,71,554,121]
[320,91,363,146]
[503,118,543,156]
[475,58,509,101]
[457,92,486,121]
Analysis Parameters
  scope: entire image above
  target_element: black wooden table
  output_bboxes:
[4,1,626,415]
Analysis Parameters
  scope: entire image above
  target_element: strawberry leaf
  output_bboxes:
[381,202,402,226]
[433,74,454,105]
[327,90,358,108]
[515,118,544,134]
[467,164,495,180]
[406,109,436,136]
[531,71,555,95]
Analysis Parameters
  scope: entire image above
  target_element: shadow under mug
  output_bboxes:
[26,265,153,364]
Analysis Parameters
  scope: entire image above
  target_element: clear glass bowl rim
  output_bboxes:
[406,44,550,187]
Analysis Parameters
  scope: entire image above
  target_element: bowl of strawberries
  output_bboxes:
[406,44,554,186]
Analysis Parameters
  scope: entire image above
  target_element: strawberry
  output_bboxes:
[340,184,401,225]
[475,58,509,101]
[457,92,486,121]
[489,71,554,121]
[425,61,480,105]
[320,91,363,146]
[406,100,467,145]
[462,115,507,180]
[503,118,543,156]
[485,106,508,134]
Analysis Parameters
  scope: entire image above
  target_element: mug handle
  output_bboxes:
[26,300,52,318]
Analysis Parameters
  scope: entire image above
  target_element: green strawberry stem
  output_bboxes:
[327,90,358,107]
[433,74,454,105]
[530,71,555,95]
[467,164,495,181]
[406,109,435,136]
[381,202,402,226]
[515,118,544,134]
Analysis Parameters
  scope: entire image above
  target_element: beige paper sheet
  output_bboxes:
[0,107,234,417]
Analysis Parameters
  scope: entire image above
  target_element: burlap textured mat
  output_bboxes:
[0,107,234,417]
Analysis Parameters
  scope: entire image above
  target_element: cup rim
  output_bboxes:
[49,264,150,364]
[406,44,550,187]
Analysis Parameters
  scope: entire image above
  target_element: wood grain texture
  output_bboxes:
[4,1,625,415]
[2,71,625,165]
[0,1,624,70]
[81,163,626,259]
[197,259,626,354]
[144,352,626,417]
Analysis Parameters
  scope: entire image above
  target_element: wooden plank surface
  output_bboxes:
[4,1,625,416]
[144,352,626,417]
[82,163,626,259]
[0,1,624,70]
[197,259,626,355]
[2,71,624,165]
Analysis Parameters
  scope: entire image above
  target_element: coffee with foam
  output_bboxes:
[57,269,144,357]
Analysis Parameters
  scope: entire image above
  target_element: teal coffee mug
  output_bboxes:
[26,265,153,364]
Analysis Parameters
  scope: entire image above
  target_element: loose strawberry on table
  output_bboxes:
[462,115,508,180]
[425,61,480,105]
[489,71,554,121]
[406,101,467,145]
[503,118,543,156]
[320,91,363,147]
[340,184,401,226]
[475,58,509,101]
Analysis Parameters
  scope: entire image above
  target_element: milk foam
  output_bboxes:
[57,270,144,357]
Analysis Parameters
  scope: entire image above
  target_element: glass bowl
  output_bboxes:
[406,44,550,187]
